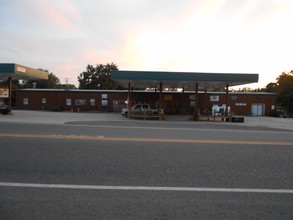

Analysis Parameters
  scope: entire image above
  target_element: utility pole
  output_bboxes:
[64,78,70,89]
[64,78,69,85]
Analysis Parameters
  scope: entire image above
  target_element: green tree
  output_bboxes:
[61,83,76,90]
[275,70,293,114]
[78,63,122,90]
[266,70,293,115]
[265,82,278,93]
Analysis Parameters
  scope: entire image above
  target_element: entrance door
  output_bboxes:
[251,104,264,116]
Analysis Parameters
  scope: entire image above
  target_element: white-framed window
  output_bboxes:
[75,99,86,106]
[231,96,238,101]
[90,99,96,106]
[66,98,72,106]
[190,101,195,107]
[101,100,108,107]
[23,98,29,105]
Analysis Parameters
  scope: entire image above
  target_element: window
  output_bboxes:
[23,98,29,105]
[41,98,46,104]
[101,100,108,107]
[231,96,238,101]
[90,99,96,106]
[75,99,86,106]
[66,99,72,106]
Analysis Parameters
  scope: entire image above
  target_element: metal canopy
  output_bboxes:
[0,63,48,80]
[112,70,259,90]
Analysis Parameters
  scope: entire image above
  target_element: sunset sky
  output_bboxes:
[1,0,292,88]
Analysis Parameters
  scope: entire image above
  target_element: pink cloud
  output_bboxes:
[36,0,81,30]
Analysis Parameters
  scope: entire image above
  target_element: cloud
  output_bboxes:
[1,0,293,87]
[35,0,82,30]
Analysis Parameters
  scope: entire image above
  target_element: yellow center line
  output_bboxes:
[1,133,293,146]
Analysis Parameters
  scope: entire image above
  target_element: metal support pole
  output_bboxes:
[204,87,207,114]
[8,77,12,111]
[159,82,163,120]
[194,82,199,121]
[159,82,163,103]
[127,82,131,118]
[225,83,229,116]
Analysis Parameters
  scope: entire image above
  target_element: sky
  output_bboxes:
[1,0,293,88]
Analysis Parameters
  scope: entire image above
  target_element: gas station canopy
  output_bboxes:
[112,70,259,90]
[0,63,48,80]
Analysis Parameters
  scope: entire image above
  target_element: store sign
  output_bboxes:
[16,66,26,73]
[0,88,9,98]
[235,103,247,106]
[210,95,219,102]
[102,94,108,99]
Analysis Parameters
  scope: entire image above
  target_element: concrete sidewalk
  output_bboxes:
[1,110,293,131]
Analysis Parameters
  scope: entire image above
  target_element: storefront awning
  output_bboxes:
[112,70,259,90]
[0,63,48,80]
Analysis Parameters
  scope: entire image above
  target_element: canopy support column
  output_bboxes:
[225,83,229,116]
[194,82,199,121]
[8,77,12,111]
[127,82,131,118]
[202,88,207,115]
[159,82,164,120]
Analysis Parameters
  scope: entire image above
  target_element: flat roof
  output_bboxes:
[112,70,259,90]
[18,88,276,95]
[0,63,48,80]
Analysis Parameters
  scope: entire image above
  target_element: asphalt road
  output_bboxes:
[0,116,293,219]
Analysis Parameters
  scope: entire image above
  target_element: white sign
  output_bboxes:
[210,95,219,102]
[235,103,247,106]
[0,88,9,98]
[102,94,108,99]
[16,66,26,73]
[189,95,195,100]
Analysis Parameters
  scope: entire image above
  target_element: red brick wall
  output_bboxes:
[16,90,276,116]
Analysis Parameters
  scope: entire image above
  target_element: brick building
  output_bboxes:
[16,89,276,116]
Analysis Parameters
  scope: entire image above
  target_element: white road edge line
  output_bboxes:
[0,182,292,194]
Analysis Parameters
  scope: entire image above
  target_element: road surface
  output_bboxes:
[0,113,293,219]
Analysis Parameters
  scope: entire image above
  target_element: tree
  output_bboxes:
[78,63,123,90]
[275,71,293,114]
[266,70,293,115]
[265,82,278,93]
[61,83,76,90]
